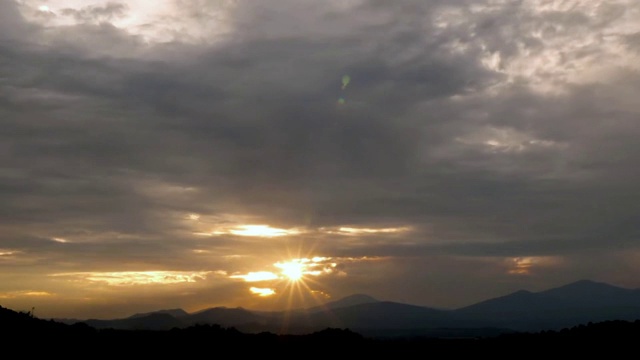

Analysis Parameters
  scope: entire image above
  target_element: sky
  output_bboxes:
[1,0,640,319]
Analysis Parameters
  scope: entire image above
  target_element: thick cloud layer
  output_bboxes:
[1,0,640,318]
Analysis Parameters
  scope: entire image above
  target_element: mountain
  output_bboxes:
[188,307,261,327]
[456,289,554,315]
[254,295,467,335]
[79,307,261,331]
[540,280,640,307]
[306,301,451,329]
[84,312,185,331]
[456,280,640,331]
[297,301,464,334]
[56,280,640,336]
[6,304,640,353]
[305,294,379,313]
[128,308,189,319]
[0,305,97,338]
[324,294,379,309]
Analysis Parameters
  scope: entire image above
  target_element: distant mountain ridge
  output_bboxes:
[305,294,378,313]
[128,308,189,319]
[57,280,640,336]
[456,279,640,331]
[459,280,640,313]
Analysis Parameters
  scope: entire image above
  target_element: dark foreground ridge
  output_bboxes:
[2,305,640,355]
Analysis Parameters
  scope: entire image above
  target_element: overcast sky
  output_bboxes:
[2,0,640,319]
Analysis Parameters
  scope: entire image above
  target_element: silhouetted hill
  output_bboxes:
[82,307,260,330]
[0,305,97,340]
[539,280,640,307]
[457,289,551,314]
[0,306,63,332]
[324,294,379,309]
[188,307,260,327]
[307,301,452,329]
[262,300,500,337]
[52,280,640,336]
[85,312,185,330]
[5,304,640,353]
[304,294,379,313]
[128,308,188,319]
[456,280,640,331]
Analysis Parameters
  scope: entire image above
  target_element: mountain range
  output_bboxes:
[57,280,640,337]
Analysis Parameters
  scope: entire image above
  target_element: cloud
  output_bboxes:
[2,0,640,316]
[51,271,216,286]
[19,0,236,45]
[249,287,276,297]
[230,271,279,282]
[200,224,303,238]
[506,256,563,275]
[0,290,53,299]
[0,250,20,257]
[60,2,129,23]
[321,226,412,236]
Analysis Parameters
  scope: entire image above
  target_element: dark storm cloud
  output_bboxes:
[0,1,494,234]
[0,1,624,240]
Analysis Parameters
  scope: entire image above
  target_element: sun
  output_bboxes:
[275,260,305,282]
